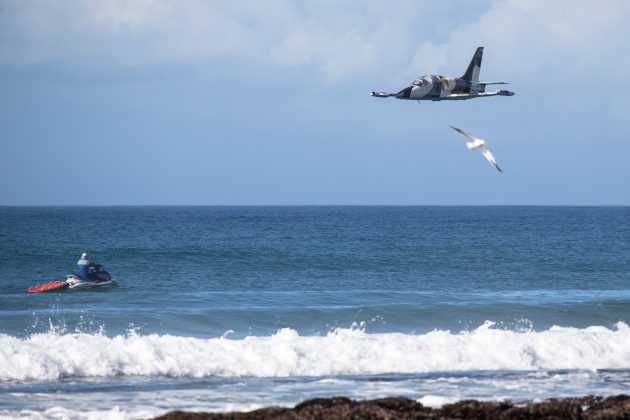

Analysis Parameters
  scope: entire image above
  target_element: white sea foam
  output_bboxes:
[0,406,152,420]
[1,321,629,382]
[418,395,460,408]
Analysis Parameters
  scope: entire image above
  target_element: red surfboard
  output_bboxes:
[26,281,68,293]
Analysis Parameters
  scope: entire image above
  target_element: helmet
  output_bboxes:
[81,252,88,260]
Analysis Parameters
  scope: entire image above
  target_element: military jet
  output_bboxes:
[371,47,514,101]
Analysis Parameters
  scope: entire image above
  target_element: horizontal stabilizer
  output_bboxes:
[475,82,510,85]
[370,91,396,98]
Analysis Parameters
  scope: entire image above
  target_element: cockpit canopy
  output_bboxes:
[411,75,439,86]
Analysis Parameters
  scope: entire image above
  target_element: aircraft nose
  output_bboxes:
[395,86,412,99]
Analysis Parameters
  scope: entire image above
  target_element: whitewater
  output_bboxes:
[2,322,630,382]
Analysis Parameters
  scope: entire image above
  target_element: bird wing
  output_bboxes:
[480,146,502,172]
[450,126,479,143]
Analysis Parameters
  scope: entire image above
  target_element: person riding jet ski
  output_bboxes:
[73,252,112,282]
[26,252,116,293]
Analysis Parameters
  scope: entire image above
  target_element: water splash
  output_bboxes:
[1,321,629,382]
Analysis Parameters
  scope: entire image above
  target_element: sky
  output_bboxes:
[1,0,629,205]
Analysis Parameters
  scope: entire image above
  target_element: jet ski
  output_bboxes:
[27,257,117,293]
[27,270,117,293]
[65,269,117,290]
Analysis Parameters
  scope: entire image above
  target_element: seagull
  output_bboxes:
[450,126,503,172]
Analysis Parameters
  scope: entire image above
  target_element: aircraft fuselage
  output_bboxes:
[391,75,514,101]
[370,47,514,101]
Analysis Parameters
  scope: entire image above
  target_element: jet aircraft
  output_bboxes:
[371,47,514,101]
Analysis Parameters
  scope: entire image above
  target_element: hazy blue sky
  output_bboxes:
[1,0,629,205]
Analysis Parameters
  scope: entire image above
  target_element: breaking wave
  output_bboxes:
[1,321,629,382]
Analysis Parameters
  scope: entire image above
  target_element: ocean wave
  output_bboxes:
[1,321,629,382]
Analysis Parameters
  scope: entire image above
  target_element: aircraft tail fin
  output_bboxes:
[461,47,483,82]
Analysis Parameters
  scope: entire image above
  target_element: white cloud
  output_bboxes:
[411,41,448,75]
[0,0,447,80]
[432,0,630,84]
[270,27,378,82]
[1,0,629,85]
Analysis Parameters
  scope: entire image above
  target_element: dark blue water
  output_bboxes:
[1,206,629,418]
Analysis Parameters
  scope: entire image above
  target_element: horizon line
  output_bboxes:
[1,204,629,208]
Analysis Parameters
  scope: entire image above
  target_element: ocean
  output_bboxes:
[1,206,629,419]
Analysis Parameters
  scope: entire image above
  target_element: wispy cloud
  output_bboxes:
[0,0,488,81]
[1,0,629,86]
